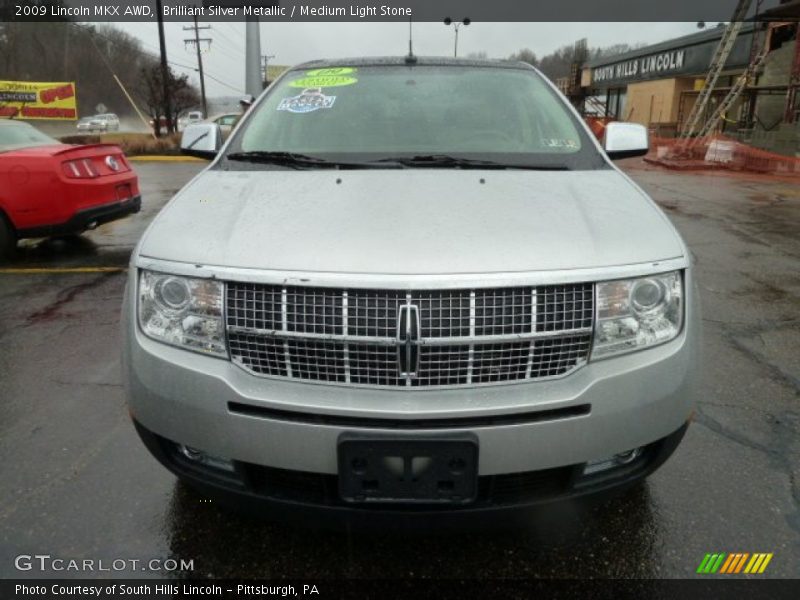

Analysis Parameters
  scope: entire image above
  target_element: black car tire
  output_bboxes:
[0,213,18,262]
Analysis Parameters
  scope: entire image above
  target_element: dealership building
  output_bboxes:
[581,18,799,153]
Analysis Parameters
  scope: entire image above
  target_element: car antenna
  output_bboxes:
[405,16,417,64]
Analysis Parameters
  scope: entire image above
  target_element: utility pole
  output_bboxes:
[183,16,211,118]
[261,54,275,87]
[155,0,172,134]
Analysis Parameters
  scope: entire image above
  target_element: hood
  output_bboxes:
[138,168,684,275]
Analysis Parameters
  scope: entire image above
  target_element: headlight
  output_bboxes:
[592,271,683,359]
[138,270,227,357]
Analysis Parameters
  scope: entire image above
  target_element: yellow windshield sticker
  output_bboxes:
[289,75,357,88]
[305,67,357,77]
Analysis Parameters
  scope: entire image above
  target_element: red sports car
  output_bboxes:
[0,120,141,259]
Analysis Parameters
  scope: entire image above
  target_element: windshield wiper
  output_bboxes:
[372,154,570,170]
[225,151,333,168]
[225,151,401,169]
[373,154,504,169]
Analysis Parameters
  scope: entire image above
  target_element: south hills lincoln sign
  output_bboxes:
[589,27,755,88]
[593,51,686,84]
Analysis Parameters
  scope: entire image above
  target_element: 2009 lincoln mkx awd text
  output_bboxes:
[122,57,699,523]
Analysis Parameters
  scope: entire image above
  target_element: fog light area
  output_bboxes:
[582,447,643,476]
[178,444,235,472]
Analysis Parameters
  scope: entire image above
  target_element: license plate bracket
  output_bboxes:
[337,435,478,505]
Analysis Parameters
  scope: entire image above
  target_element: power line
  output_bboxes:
[213,25,245,53]
[219,23,245,47]
[69,22,242,96]
[205,40,242,64]
[166,57,243,93]
[200,71,244,94]
[167,60,243,93]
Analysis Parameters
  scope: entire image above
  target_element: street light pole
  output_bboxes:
[443,17,471,57]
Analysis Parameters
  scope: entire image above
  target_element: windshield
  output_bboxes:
[0,121,59,152]
[227,64,604,169]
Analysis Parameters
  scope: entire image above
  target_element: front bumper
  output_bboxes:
[134,417,688,525]
[123,265,698,487]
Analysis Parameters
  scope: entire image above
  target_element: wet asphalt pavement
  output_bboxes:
[0,160,798,579]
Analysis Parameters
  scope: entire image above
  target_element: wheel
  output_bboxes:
[0,213,18,262]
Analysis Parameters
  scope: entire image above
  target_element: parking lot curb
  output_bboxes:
[128,156,205,162]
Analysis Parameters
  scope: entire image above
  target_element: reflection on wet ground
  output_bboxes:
[14,235,133,270]
[163,482,658,578]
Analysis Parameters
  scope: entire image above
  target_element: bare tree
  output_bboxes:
[591,42,648,60]
[508,48,538,66]
[509,41,650,82]
[140,64,200,136]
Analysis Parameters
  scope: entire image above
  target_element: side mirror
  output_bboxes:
[603,122,649,160]
[181,123,222,159]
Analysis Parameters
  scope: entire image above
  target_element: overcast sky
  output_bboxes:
[119,22,701,97]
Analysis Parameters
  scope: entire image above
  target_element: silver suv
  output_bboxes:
[123,58,698,523]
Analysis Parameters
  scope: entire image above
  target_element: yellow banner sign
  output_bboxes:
[0,81,78,120]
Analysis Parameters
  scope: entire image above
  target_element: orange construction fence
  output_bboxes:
[585,116,615,141]
[582,116,800,178]
[644,134,800,178]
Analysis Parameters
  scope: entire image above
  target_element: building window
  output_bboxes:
[606,88,627,119]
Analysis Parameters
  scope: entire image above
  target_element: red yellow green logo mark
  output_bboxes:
[697,553,773,574]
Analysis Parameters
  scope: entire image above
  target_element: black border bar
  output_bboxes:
[2,0,793,23]
[2,578,800,600]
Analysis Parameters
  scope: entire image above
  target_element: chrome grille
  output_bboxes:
[226,283,593,388]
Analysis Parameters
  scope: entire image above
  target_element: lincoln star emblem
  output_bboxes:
[396,302,420,378]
